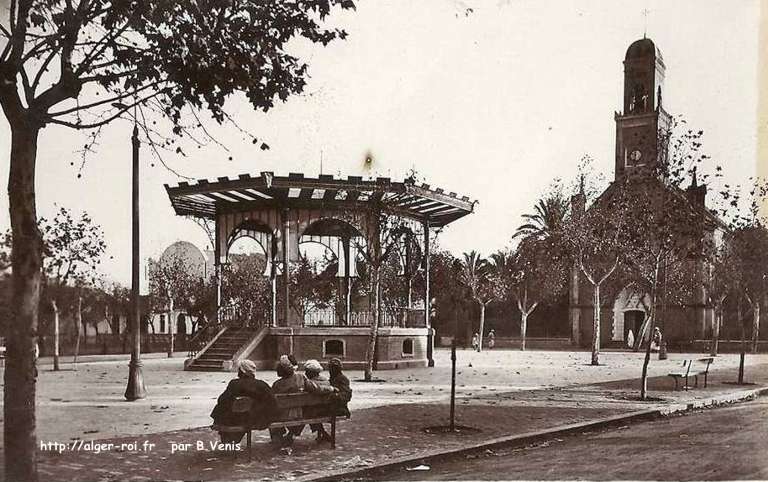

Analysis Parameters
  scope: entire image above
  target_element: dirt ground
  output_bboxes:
[1,350,766,481]
[2,348,766,445]
[372,397,768,481]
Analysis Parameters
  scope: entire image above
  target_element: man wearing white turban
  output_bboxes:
[211,360,277,444]
[303,359,334,443]
[270,355,337,451]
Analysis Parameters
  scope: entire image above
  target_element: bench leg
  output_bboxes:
[247,430,252,460]
[331,417,336,450]
[704,373,708,388]
[673,377,679,391]
[684,375,689,390]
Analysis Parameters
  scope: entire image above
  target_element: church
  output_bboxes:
[568,37,722,349]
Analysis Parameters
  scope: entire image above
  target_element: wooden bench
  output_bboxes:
[667,357,714,390]
[212,392,348,456]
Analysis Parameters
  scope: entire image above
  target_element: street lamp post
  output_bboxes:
[125,122,147,400]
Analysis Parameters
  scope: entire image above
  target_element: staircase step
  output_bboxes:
[184,327,265,372]
[191,362,224,369]
[191,358,225,364]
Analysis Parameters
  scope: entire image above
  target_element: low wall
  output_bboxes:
[674,339,768,354]
[37,334,192,357]
[438,336,573,350]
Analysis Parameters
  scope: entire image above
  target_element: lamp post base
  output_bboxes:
[124,359,147,401]
[427,328,435,367]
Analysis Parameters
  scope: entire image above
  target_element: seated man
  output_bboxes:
[328,357,352,418]
[303,359,334,443]
[210,360,277,444]
[270,355,336,451]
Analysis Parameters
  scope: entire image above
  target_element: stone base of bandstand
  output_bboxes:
[237,326,429,371]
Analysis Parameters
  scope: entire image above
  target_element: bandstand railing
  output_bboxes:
[218,305,268,329]
[303,308,426,328]
[187,322,221,358]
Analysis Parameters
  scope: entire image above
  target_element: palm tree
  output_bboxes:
[513,192,569,241]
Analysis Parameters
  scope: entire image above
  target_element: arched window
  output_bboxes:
[402,339,414,356]
[323,339,345,358]
[177,314,187,335]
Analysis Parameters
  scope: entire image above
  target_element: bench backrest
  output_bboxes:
[692,357,714,371]
[274,392,334,410]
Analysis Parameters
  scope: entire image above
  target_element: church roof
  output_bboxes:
[625,37,664,63]
[588,176,725,232]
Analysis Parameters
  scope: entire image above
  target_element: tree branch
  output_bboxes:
[48,80,160,117]
[7,0,32,69]
[30,44,61,93]
[46,89,165,129]
[597,256,619,285]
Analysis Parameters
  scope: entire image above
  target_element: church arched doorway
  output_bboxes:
[623,310,644,343]
[612,287,651,344]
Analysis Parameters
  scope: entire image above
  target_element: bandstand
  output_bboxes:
[166,172,474,371]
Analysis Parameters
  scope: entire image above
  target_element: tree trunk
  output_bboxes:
[633,315,651,352]
[478,304,485,352]
[738,299,746,384]
[5,122,42,482]
[167,299,174,358]
[640,286,658,400]
[51,299,60,371]
[710,307,721,357]
[591,283,601,365]
[520,311,528,351]
[751,302,760,354]
[73,295,83,365]
[364,266,380,381]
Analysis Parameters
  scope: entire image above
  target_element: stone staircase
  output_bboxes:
[185,326,257,371]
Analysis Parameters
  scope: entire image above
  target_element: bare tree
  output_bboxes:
[459,250,503,352]
[0,2,354,477]
[734,225,768,354]
[564,180,630,365]
[508,239,568,351]
[354,208,409,381]
[621,183,704,400]
[37,208,105,369]
[701,234,739,357]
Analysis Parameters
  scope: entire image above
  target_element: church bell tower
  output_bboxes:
[614,38,672,180]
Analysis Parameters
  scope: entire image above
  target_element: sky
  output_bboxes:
[0,0,762,288]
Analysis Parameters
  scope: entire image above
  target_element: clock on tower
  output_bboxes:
[614,38,671,180]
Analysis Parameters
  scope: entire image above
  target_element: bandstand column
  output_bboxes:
[270,238,277,327]
[213,215,222,323]
[343,236,352,325]
[282,208,290,326]
[423,219,434,367]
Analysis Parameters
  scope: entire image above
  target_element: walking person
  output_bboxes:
[487,329,496,350]
[471,332,480,352]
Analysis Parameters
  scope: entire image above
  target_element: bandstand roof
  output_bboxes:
[164,172,475,227]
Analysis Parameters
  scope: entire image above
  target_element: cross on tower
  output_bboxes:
[642,8,650,38]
